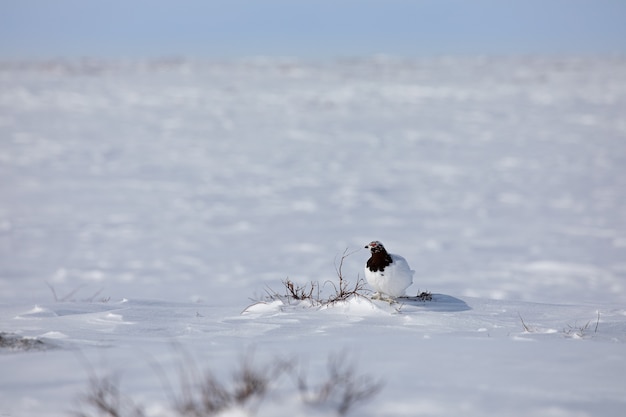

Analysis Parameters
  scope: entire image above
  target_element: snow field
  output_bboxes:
[1,56,626,416]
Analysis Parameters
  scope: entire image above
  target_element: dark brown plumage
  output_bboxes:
[365,241,393,272]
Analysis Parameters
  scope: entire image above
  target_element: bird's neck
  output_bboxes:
[367,250,393,272]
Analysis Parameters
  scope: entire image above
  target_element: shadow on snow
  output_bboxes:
[398,293,471,312]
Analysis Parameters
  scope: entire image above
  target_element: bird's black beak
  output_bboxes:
[364,245,369,249]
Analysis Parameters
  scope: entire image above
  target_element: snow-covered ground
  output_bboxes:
[1,56,625,416]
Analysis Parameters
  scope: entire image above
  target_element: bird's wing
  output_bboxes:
[390,254,414,276]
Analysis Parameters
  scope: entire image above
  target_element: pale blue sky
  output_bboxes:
[1,0,625,58]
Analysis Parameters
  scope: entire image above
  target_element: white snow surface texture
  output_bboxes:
[1,56,626,417]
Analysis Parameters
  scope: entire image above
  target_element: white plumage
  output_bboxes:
[364,241,414,298]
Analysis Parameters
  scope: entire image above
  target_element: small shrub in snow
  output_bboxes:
[259,249,371,309]
[174,352,290,416]
[74,374,145,417]
[563,312,600,339]
[74,352,381,417]
[414,291,433,301]
[296,353,383,416]
[270,279,321,305]
[284,279,318,301]
[563,321,592,338]
[0,332,49,351]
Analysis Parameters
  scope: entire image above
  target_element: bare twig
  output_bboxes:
[46,281,59,302]
[45,282,108,303]
[84,288,105,302]
[518,313,533,333]
[333,247,362,293]
[324,248,371,305]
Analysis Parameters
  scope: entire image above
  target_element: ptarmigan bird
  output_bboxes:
[364,241,414,298]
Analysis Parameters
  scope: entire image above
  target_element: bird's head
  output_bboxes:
[365,241,386,253]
